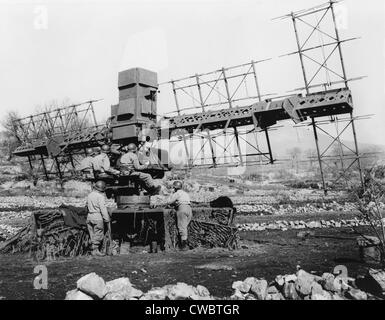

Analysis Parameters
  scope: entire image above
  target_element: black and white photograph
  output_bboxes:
[0,0,385,309]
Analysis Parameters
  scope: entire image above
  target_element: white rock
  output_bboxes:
[141,287,169,300]
[167,283,197,300]
[295,270,316,296]
[321,273,339,292]
[230,289,246,300]
[250,279,268,300]
[106,277,132,294]
[346,289,368,300]
[196,285,210,297]
[311,291,332,300]
[283,282,299,300]
[275,275,285,287]
[284,274,297,283]
[232,280,251,293]
[77,273,107,299]
[266,293,284,300]
[104,292,125,300]
[65,289,93,300]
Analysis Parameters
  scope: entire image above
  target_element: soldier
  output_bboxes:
[78,148,95,180]
[166,181,192,251]
[87,180,110,256]
[119,143,161,195]
[91,144,120,178]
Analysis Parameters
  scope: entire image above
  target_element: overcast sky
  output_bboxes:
[0,0,384,145]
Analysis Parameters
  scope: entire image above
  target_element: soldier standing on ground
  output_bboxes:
[166,181,192,251]
[87,180,110,256]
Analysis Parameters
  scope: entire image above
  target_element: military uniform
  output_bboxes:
[92,153,119,177]
[92,153,111,174]
[167,190,192,241]
[79,156,94,180]
[87,190,110,251]
[120,151,156,191]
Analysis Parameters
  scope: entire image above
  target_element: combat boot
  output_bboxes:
[91,249,105,257]
[180,240,189,251]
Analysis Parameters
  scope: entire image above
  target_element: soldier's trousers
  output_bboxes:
[176,205,192,241]
[130,171,155,190]
[87,219,104,250]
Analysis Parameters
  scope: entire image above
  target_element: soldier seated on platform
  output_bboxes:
[78,148,95,180]
[119,143,161,195]
[91,144,120,178]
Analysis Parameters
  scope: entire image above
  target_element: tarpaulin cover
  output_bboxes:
[59,205,87,229]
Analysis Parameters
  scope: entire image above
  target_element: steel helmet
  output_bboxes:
[94,180,106,192]
[127,143,137,152]
[101,144,111,153]
[85,148,93,156]
[173,181,183,190]
[93,146,101,154]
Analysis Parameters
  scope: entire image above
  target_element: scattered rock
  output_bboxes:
[140,287,168,300]
[275,275,285,287]
[321,273,339,292]
[295,270,315,296]
[104,292,125,300]
[310,282,324,296]
[266,293,285,300]
[232,280,251,294]
[332,293,345,300]
[346,288,368,300]
[196,285,210,297]
[65,289,93,300]
[267,286,279,294]
[249,279,268,300]
[230,289,246,300]
[311,291,332,300]
[167,283,197,300]
[106,277,132,294]
[284,274,297,283]
[76,273,107,299]
[283,282,299,300]
[245,293,257,300]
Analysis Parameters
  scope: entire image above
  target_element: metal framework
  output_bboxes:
[276,0,365,192]
[13,100,105,179]
[11,1,368,193]
[159,60,277,168]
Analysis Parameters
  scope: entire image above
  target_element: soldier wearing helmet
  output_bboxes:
[78,148,95,180]
[91,144,120,178]
[166,181,192,251]
[119,143,161,195]
[86,180,110,256]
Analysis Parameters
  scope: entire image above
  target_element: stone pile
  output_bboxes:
[236,202,357,216]
[0,196,88,209]
[65,273,213,300]
[237,217,369,232]
[230,268,380,300]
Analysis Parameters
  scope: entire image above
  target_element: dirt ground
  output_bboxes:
[0,225,376,300]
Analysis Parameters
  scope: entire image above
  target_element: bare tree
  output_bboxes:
[355,168,385,266]
[287,147,302,173]
[0,110,22,160]
[305,148,318,168]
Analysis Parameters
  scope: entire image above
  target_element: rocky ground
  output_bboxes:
[0,225,383,300]
[0,162,384,300]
